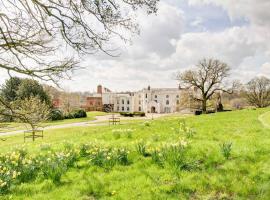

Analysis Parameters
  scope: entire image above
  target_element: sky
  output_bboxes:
[2,0,270,93]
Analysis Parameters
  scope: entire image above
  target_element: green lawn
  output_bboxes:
[1,109,270,199]
[0,112,109,132]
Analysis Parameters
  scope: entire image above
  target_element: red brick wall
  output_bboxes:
[85,97,103,111]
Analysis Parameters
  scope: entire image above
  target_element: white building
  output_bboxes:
[100,85,183,113]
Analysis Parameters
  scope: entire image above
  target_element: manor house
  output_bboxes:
[86,85,185,113]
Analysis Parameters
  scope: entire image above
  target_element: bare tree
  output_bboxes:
[245,76,270,108]
[177,58,232,113]
[0,0,159,83]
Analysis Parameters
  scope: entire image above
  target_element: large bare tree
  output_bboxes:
[177,58,232,113]
[0,0,159,82]
[245,76,270,108]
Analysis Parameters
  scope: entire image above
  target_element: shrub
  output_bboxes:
[220,142,232,160]
[50,109,64,121]
[134,112,146,117]
[72,109,87,118]
[120,112,145,117]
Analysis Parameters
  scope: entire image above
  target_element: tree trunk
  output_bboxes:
[202,98,207,113]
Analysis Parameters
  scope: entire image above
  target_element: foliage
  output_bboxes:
[49,109,64,121]
[120,112,146,117]
[172,119,196,138]
[136,141,150,157]
[16,79,51,105]
[71,109,87,119]
[220,142,233,160]
[0,77,22,102]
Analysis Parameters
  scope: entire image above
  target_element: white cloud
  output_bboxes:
[55,0,270,91]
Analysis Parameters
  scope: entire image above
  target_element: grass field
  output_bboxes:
[1,109,270,199]
[0,112,108,133]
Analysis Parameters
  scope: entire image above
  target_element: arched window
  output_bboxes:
[166,95,169,98]
[122,99,124,104]
[127,100,130,105]
[155,95,157,98]
[176,95,179,98]
[176,100,180,105]
[139,106,141,111]
[166,100,169,105]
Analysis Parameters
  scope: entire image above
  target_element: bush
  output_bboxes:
[72,109,87,118]
[134,112,146,117]
[50,109,64,121]
[63,109,87,120]
[120,112,145,117]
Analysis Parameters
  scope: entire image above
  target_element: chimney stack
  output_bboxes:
[97,85,102,94]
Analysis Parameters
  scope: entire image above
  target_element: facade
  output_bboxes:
[84,97,103,111]
[100,85,183,113]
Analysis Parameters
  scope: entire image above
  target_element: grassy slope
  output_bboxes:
[1,109,270,199]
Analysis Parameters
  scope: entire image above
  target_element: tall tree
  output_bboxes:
[177,58,232,113]
[245,76,270,108]
[16,79,51,105]
[0,77,22,101]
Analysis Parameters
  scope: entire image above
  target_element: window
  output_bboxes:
[127,107,130,111]
[117,106,119,111]
[145,94,148,98]
[139,106,141,111]
[154,100,157,103]
[139,100,141,105]
[166,95,169,98]
[176,100,180,105]
[122,107,124,111]
[155,95,157,98]
[176,95,179,98]
[122,99,124,104]
[127,100,130,105]
[117,100,119,104]
[166,100,169,105]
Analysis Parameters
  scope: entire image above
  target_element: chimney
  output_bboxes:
[97,85,102,94]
